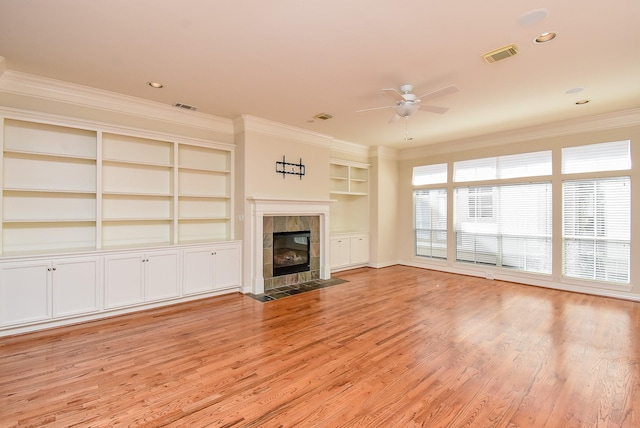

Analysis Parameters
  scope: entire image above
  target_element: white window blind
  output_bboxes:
[563,177,630,283]
[454,151,551,182]
[562,140,631,174]
[414,189,447,259]
[454,183,552,273]
[413,163,447,185]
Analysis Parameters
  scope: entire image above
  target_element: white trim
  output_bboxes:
[402,258,639,302]
[0,106,234,151]
[245,197,332,294]
[0,71,234,135]
[369,145,399,160]
[330,139,370,157]
[399,108,640,160]
[234,114,333,148]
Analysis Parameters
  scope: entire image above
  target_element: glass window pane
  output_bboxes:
[562,140,631,174]
[562,177,630,283]
[413,163,447,185]
[414,189,447,259]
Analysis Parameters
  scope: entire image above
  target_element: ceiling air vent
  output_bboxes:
[174,102,198,111]
[483,44,519,64]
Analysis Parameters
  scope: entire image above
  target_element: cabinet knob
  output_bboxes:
[52,267,57,271]
[47,267,52,271]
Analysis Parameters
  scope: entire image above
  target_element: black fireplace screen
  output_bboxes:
[273,231,311,276]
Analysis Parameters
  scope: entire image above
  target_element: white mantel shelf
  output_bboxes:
[245,197,332,295]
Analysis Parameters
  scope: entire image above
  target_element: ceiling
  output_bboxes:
[0,0,639,149]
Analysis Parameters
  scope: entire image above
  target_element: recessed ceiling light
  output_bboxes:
[565,87,584,94]
[575,99,590,105]
[147,81,164,89]
[534,32,557,44]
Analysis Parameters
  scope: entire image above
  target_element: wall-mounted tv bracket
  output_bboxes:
[276,156,305,179]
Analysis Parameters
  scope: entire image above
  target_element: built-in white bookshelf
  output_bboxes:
[2,119,98,253]
[177,143,231,242]
[0,116,234,255]
[329,158,370,235]
[329,160,369,195]
[101,133,174,248]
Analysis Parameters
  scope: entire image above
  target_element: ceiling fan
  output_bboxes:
[357,84,459,123]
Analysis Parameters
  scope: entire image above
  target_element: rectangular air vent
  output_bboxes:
[174,103,198,111]
[483,44,519,63]
[314,112,333,120]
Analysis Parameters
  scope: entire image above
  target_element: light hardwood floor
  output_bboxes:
[1,266,639,427]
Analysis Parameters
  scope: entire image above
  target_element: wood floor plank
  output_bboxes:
[1,266,639,427]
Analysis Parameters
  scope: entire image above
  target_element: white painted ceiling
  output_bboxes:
[0,0,639,149]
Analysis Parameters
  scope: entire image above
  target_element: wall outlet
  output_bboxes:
[485,272,494,280]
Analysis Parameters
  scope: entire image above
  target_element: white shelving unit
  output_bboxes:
[2,119,98,253]
[329,159,370,270]
[101,133,175,248]
[177,144,231,243]
[329,160,369,195]
[0,114,239,336]
[0,117,234,255]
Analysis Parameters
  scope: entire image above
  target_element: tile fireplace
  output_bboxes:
[246,198,332,295]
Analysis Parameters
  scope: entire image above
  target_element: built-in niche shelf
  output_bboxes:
[1,116,234,255]
[330,159,369,195]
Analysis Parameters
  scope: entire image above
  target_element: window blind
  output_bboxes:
[562,140,631,174]
[454,183,552,273]
[413,163,447,185]
[414,189,447,259]
[453,151,551,182]
[563,177,630,283]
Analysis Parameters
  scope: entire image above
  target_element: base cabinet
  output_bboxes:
[104,250,179,309]
[0,241,241,336]
[0,257,100,326]
[330,233,369,270]
[183,244,241,295]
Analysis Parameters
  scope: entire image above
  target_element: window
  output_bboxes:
[453,151,551,182]
[454,183,552,273]
[562,141,631,284]
[413,163,447,185]
[562,140,631,174]
[467,187,493,219]
[414,188,447,259]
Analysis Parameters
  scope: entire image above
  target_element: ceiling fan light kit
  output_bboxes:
[357,83,459,126]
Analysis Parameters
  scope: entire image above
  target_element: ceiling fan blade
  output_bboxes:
[356,105,396,113]
[382,87,405,103]
[419,104,450,114]
[417,85,459,101]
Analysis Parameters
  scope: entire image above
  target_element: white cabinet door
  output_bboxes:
[53,257,100,317]
[183,247,215,295]
[104,254,145,309]
[350,234,369,265]
[212,245,241,290]
[330,237,351,269]
[145,250,180,301]
[0,261,51,326]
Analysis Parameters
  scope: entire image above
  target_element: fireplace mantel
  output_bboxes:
[245,197,332,294]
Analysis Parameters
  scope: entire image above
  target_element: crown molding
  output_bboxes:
[235,114,333,148]
[330,139,369,157]
[369,145,399,160]
[0,70,234,135]
[399,107,640,160]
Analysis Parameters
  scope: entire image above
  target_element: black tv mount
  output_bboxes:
[276,156,305,180]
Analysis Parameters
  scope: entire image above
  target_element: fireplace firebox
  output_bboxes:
[273,231,311,277]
